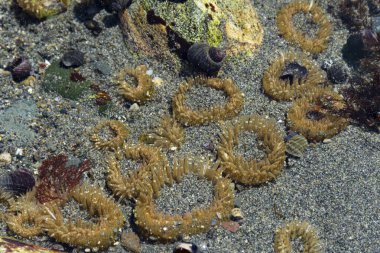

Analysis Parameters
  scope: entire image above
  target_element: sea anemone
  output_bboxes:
[217,115,286,185]
[91,120,129,160]
[139,116,185,150]
[276,0,331,54]
[274,220,321,253]
[262,52,324,101]
[115,65,155,104]
[173,77,244,126]
[107,144,166,200]
[287,87,348,141]
[134,157,234,240]
[44,184,125,250]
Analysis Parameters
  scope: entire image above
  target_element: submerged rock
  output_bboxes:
[120,0,263,58]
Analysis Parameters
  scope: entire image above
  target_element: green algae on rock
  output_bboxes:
[41,61,91,100]
[121,0,263,57]
[16,0,71,19]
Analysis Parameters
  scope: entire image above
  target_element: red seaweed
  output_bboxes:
[35,154,90,204]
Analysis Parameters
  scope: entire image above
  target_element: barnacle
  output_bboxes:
[91,120,129,160]
[173,77,244,126]
[287,87,348,142]
[262,52,324,101]
[115,65,155,104]
[134,157,235,240]
[274,221,321,253]
[16,0,71,20]
[107,144,166,200]
[217,115,286,185]
[44,183,125,250]
[276,0,331,54]
[139,116,185,150]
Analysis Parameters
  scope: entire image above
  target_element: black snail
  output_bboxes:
[187,43,225,75]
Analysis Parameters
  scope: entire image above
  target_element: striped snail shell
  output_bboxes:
[6,57,32,82]
[187,43,225,74]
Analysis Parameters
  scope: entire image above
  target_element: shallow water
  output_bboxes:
[0,0,379,253]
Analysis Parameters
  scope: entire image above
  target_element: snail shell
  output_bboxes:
[61,50,85,68]
[285,132,308,158]
[0,168,35,195]
[187,43,225,74]
[6,57,32,82]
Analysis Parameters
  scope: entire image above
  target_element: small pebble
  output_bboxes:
[93,61,112,75]
[84,20,103,36]
[152,76,163,87]
[146,69,153,75]
[221,221,240,233]
[174,242,198,253]
[323,138,332,143]
[120,231,141,253]
[0,152,12,164]
[15,148,23,157]
[129,103,139,112]
[231,208,244,221]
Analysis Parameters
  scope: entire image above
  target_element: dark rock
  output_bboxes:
[280,61,308,85]
[61,50,85,68]
[327,62,349,84]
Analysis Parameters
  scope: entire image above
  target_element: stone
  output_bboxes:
[0,152,11,164]
[120,231,141,253]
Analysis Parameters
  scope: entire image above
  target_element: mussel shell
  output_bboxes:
[187,43,225,74]
[0,168,35,195]
[61,50,85,68]
[6,57,32,82]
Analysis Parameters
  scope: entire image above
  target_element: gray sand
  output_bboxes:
[0,0,379,252]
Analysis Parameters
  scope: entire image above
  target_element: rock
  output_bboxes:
[230,208,244,221]
[221,221,240,233]
[372,16,380,34]
[93,61,112,75]
[0,152,11,164]
[327,62,349,84]
[120,231,141,253]
[129,103,139,112]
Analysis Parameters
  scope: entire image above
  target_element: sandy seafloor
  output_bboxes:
[0,0,379,252]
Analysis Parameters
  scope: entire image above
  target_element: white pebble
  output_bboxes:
[146,69,153,75]
[15,148,23,156]
[129,103,139,112]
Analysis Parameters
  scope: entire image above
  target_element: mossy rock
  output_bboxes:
[16,0,71,19]
[41,61,91,100]
[125,0,263,56]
